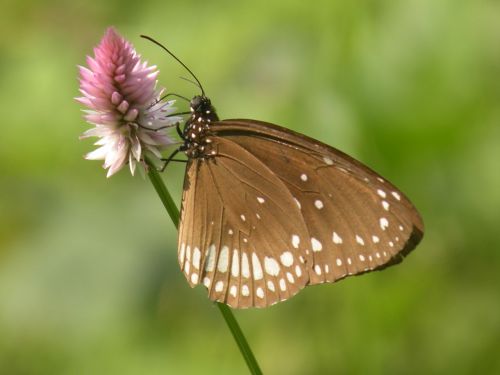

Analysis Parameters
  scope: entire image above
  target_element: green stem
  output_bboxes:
[146,158,181,226]
[146,157,263,375]
[216,303,262,375]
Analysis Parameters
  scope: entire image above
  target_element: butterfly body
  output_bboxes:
[176,95,424,309]
[181,95,218,159]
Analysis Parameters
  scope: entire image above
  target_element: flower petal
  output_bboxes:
[129,152,137,175]
[85,145,109,160]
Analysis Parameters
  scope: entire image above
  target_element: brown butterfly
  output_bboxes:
[142,36,424,309]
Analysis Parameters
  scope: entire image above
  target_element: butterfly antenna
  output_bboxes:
[179,76,203,91]
[140,35,205,96]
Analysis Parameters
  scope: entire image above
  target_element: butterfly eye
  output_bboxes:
[190,96,202,111]
[190,95,211,112]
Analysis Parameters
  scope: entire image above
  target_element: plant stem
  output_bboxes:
[146,157,263,375]
[146,158,181,225]
[216,303,262,375]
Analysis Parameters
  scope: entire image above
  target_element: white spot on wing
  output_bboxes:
[240,214,246,222]
[242,253,250,278]
[215,281,224,292]
[242,285,250,296]
[292,234,300,249]
[359,254,366,261]
[191,273,199,284]
[300,173,308,181]
[332,232,343,244]
[336,258,342,266]
[205,244,216,272]
[323,156,334,165]
[372,235,380,243]
[203,277,211,287]
[377,189,387,198]
[286,272,295,283]
[217,246,229,272]
[382,200,390,211]
[256,287,264,299]
[193,247,201,269]
[229,285,237,297]
[311,238,323,252]
[314,265,322,275]
[231,249,239,277]
[280,251,294,267]
[380,217,389,230]
[264,257,280,276]
[257,197,265,204]
[279,279,286,291]
[356,235,365,246]
[295,265,302,277]
[252,253,263,280]
[267,280,275,291]
[314,200,324,209]
[392,191,401,200]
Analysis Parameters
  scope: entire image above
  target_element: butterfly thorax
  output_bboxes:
[182,95,219,158]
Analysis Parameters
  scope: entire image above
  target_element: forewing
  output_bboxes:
[178,137,312,308]
[210,119,424,286]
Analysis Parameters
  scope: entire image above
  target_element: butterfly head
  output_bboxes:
[190,95,218,123]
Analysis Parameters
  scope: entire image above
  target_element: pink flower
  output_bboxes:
[76,28,181,177]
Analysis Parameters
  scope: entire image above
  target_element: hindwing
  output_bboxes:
[178,137,311,308]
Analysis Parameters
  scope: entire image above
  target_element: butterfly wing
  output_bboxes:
[209,119,424,287]
[178,118,423,308]
[178,137,312,308]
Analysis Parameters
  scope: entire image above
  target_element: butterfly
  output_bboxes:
[142,36,424,309]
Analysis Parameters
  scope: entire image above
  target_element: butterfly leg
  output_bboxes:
[176,121,185,139]
[131,121,175,132]
[146,115,190,131]
[159,147,188,171]
[146,93,190,109]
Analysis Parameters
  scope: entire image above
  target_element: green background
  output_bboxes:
[1,0,499,373]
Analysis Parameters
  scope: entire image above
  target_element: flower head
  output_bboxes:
[77,27,181,177]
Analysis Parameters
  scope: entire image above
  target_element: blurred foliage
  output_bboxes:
[0,0,499,374]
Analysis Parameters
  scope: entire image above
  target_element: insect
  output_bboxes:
[142,36,424,309]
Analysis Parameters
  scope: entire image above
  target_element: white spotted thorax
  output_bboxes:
[176,93,424,309]
[181,95,219,159]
